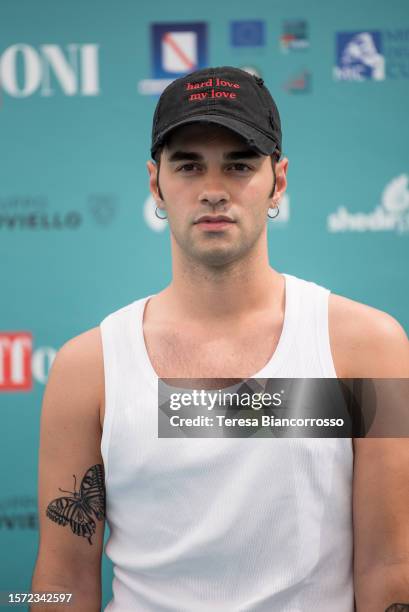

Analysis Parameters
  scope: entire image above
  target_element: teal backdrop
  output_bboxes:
[1,0,408,608]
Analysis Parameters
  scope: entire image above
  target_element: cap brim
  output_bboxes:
[151,114,278,157]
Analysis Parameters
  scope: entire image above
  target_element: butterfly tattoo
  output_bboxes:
[46,464,105,545]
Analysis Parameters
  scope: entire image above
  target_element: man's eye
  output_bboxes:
[178,163,201,172]
[228,163,252,172]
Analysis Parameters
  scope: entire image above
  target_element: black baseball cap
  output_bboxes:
[150,66,282,160]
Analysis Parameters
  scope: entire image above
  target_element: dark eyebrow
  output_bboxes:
[167,151,203,162]
[224,150,262,161]
[167,149,262,162]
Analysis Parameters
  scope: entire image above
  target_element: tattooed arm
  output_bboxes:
[30,328,106,611]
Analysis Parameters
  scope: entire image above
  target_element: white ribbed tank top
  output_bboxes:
[100,273,354,612]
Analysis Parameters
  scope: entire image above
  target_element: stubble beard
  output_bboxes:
[170,218,266,270]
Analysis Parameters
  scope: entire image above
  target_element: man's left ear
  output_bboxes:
[147,160,162,203]
[274,157,289,202]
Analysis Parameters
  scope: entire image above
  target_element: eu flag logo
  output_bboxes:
[231,21,265,47]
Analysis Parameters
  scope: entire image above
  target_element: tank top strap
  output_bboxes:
[270,274,338,378]
[312,280,338,378]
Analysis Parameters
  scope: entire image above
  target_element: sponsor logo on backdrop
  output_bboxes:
[280,20,309,52]
[334,29,409,81]
[0,333,56,391]
[0,196,117,229]
[138,22,208,96]
[0,497,38,531]
[327,174,409,234]
[334,32,384,81]
[0,44,99,100]
[230,21,265,47]
[0,206,82,229]
[87,194,118,226]
[0,333,32,391]
[283,69,311,93]
[152,23,207,77]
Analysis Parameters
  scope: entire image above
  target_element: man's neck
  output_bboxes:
[159,255,284,324]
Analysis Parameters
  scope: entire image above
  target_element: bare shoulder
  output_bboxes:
[328,292,409,378]
[58,326,103,365]
[50,326,105,427]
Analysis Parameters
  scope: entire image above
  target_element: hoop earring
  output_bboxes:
[268,205,280,219]
[155,206,168,220]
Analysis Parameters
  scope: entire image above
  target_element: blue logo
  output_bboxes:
[334,31,385,81]
[231,21,265,47]
[151,23,208,79]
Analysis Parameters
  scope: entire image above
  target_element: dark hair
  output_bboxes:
[154,145,280,200]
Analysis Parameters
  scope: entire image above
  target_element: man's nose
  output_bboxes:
[198,177,230,207]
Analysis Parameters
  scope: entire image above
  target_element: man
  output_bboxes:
[31,67,409,611]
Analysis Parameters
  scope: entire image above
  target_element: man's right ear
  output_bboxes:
[147,160,162,203]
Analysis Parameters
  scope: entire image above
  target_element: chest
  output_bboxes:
[143,322,282,379]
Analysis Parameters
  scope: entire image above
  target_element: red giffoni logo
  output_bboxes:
[186,77,241,102]
[0,332,33,391]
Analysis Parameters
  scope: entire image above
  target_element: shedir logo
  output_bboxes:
[138,22,208,96]
[280,20,309,52]
[334,32,385,81]
[327,174,409,234]
[0,332,56,391]
[0,44,100,99]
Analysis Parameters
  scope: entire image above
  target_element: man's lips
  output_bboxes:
[194,215,235,224]
[193,215,236,231]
